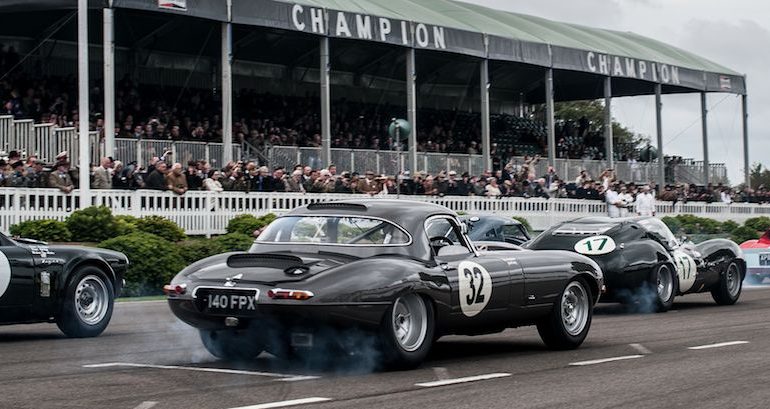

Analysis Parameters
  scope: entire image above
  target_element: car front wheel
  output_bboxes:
[537,278,592,350]
[57,267,115,338]
[711,261,742,305]
[379,293,434,369]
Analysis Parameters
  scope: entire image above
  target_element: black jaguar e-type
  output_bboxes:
[166,200,603,369]
[463,215,531,246]
[527,216,745,312]
[0,233,128,337]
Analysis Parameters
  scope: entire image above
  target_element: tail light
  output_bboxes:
[267,288,314,300]
[163,283,187,295]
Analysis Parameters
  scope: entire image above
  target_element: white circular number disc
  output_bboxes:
[458,261,492,317]
[0,250,11,299]
[574,235,617,255]
[673,250,697,293]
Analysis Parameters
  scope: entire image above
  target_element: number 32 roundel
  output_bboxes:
[458,261,492,317]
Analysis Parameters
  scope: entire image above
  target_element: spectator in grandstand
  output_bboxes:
[618,185,634,217]
[145,161,168,190]
[185,161,204,191]
[92,157,114,189]
[635,185,656,216]
[249,166,274,192]
[542,166,559,190]
[312,169,336,193]
[285,169,305,193]
[575,169,591,185]
[165,163,188,195]
[272,167,286,192]
[485,177,502,197]
[48,161,74,194]
[26,159,47,188]
[357,171,380,194]
[721,187,733,204]
[8,161,28,187]
[203,170,224,192]
[605,183,623,218]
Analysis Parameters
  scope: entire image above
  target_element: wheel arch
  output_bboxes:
[60,258,117,296]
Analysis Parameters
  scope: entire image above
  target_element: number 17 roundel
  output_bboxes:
[458,261,492,317]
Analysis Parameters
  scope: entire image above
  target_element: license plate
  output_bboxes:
[196,288,259,312]
[761,253,770,266]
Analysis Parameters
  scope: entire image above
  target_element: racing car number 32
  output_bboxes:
[458,261,492,317]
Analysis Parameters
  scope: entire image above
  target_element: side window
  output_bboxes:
[502,225,527,241]
[425,217,474,257]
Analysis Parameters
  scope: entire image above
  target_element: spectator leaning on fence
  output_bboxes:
[166,163,188,195]
[635,185,656,216]
[92,157,114,189]
[48,161,74,194]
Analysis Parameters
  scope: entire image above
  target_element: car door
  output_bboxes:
[427,216,511,326]
[0,240,35,308]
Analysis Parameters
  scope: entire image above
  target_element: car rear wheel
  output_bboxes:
[199,329,264,361]
[57,267,114,338]
[712,261,743,305]
[653,264,677,313]
[379,293,434,369]
[537,278,592,350]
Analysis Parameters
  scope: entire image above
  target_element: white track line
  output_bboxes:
[688,341,749,350]
[82,362,319,381]
[415,373,511,387]
[629,343,653,354]
[569,355,644,366]
[132,402,158,409]
[228,397,332,409]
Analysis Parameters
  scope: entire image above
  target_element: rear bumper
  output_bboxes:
[168,298,390,332]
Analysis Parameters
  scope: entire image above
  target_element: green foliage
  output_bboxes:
[226,213,277,235]
[661,216,682,235]
[721,220,740,234]
[66,206,118,242]
[135,216,186,242]
[744,217,770,233]
[511,216,532,233]
[114,215,139,237]
[731,226,760,244]
[178,238,225,265]
[98,232,185,297]
[9,219,71,242]
[662,214,724,235]
[213,233,254,252]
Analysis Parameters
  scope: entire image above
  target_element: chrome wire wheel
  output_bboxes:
[74,275,110,326]
[726,262,741,298]
[561,281,589,336]
[657,265,674,302]
[391,294,428,352]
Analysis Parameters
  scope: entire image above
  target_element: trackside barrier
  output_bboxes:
[0,188,767,237]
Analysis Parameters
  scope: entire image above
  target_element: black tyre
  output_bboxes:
[537,278,592,350]
[199,329,264,360]
[652,264,678,313]
[712,261,743,305]
[379,294,434,370]
[57,266,115,338]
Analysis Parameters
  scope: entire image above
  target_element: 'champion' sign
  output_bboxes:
[586,52,681,85]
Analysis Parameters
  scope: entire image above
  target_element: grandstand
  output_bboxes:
[0,0,748,195]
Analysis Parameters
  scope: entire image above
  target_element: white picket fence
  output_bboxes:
[0,188,768,237]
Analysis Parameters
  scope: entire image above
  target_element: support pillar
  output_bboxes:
[320,37,331,168]
[700,92,709,185]
[406,48,417,173]
[742,93,750,188]
[655,83,665,191]
[221,20,233,164]
[103,7,115,158]
[480,59,491,172]
[77,0,91,207]
[545,69,556,166]
[604,76,614,169]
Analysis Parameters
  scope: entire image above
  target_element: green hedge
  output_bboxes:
[730,226,760,244]
[178,238,226,265]
[135,215,186,242]
[226,213,277,236]
[213,233,254,252]
[9,219,71,242]
[66,206,118,242]
[745,217,770,232]
[98,232,185,296]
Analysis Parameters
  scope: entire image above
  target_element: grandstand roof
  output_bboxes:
[0,0,746,95]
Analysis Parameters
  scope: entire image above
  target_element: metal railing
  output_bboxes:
[0,188,767,237]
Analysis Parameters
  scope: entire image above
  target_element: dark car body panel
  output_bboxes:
[527,216,744,299]
[168,200,602,340]
[0,235,128,325]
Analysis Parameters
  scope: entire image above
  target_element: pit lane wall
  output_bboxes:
[0,188,768,236]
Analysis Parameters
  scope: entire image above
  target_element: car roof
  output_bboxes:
[552,216,653,235]
[463,215,521,226]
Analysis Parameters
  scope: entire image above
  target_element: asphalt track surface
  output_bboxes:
[2,285,770,409]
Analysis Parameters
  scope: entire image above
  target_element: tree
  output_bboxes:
[749,163,770,190]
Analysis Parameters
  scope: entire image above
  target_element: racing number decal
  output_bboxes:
[0,250,11,299]
[574,235,617,255]
[458,261,492,317]
[673,250,697,293]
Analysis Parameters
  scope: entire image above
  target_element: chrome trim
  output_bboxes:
[255,214,414,247]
